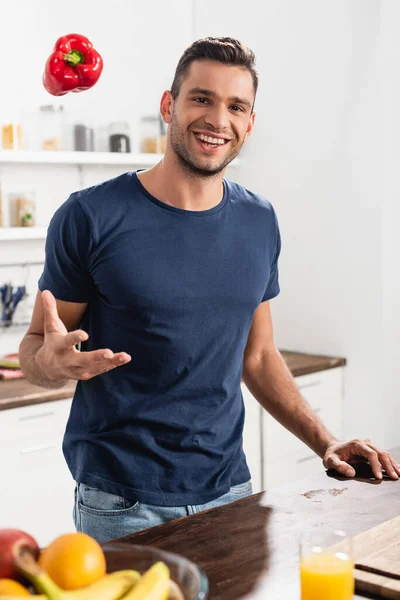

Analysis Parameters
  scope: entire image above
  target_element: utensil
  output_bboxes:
[0,284,26,326]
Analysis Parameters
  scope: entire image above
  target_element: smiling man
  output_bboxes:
[20,37,400,543]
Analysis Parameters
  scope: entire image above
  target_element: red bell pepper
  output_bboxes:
[43,33,103,96]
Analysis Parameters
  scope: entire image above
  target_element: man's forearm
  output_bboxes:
[19,333,68,389]
[242,348,338,458]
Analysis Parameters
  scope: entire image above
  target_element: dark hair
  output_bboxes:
[170,37,258,103]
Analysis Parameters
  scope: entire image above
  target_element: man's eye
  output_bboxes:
[193,97,209,104]
[231,105,244,112]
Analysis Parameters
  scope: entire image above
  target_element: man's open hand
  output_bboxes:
[35,290,131,381]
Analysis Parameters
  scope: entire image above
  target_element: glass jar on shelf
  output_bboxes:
[9,191,36,227]
[140,115,166,154]
[108,122,131,153]
[2,122,22,150]
[39,105,65,151]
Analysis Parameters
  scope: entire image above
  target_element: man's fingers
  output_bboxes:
[375,449,399,480]
[356,442,382,480]
[42,290,65,335]
[365,442,400,480]
[390,458,400,477]
[64,330,89,350]
[326,455,355,478]
[379,452,399,480]
[76,349,131,379]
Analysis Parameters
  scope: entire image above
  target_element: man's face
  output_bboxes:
[167,60,256,177]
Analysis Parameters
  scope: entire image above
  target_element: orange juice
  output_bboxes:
[300,551,354,600]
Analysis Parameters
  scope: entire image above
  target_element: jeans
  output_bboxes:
[73,480,253,543]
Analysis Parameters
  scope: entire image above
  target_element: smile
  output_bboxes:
[193,132,231,152]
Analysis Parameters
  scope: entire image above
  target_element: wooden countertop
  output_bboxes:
[105,448,400,600]
[0,350,346,412]
[0,379,76,411]
[279,349,346,377]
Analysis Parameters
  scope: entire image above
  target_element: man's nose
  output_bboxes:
[204,104,229,131]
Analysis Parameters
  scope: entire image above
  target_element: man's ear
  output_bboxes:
[160,90,173,124]
[244,111,256,143]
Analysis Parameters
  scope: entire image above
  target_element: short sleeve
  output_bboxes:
[38,194,94,302]
[261,207,281,302]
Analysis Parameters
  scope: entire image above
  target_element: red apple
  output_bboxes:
[0,529,40,579]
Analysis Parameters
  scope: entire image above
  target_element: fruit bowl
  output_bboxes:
[103,542,208,600]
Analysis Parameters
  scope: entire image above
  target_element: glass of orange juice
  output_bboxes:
[300,528,354,600]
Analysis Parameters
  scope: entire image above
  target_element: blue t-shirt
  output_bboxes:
[38,171,281,506]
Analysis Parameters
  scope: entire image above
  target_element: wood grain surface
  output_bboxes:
[353,517,400,599]
[104,454,400,600]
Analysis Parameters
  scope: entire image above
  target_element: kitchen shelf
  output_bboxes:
[0,227,47,241]
[0,150,240,167]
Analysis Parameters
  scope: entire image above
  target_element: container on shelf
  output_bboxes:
[2,123,22,150]
[74,124,94,152]
[140,115,166,154]
[39,105,65,151]
[108,122,131,153]
[9,192,36,227]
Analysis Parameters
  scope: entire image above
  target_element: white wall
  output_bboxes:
[194,0,388,446]
[381,1,400,448]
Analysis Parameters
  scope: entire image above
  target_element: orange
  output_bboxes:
[38,532,106,590]
[0,578,31,596]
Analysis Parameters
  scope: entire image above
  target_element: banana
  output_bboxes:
[66,570,141,600]
[120,562,170,600]
[167,579,185,600]
[0,570,141,600]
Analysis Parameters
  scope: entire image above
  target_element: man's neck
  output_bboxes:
[137,150,225,212]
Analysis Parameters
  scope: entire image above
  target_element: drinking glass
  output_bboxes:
[300,528,354,600]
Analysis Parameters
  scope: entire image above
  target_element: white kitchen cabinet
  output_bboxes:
[241,366,344,491]
[262,366,344,488]
[0,398,75,547]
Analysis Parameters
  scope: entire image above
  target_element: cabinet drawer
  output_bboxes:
[0,398,72,445]
[264,452,322,488]
[294,368,343,412]
[262,367,344,461]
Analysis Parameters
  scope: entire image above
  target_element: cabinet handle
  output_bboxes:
[19,411,55,422]
[20,443,55,454]
[298,381,321,390]
[297,454,318,464]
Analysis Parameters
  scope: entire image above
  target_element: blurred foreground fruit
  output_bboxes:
[0,570,141,600]
[122,562,170,600]
[0,578,30,596]
[0,529,40,579]
[39,532,106,590]
[167,580,185,600]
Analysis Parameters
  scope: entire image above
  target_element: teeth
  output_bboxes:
[196,133,226,145]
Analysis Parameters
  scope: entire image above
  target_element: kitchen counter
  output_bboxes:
[106,447,400,600]
[0,379,76,411]
[0,350,346,411]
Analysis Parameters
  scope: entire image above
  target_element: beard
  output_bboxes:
[169,109,244,178]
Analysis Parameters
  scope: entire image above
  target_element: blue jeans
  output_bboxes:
[73,480,252,543]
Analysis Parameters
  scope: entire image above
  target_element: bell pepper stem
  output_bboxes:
[64,50,85,65]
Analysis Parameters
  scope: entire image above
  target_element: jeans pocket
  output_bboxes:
[76,483,142,543]
[77,483,140,517]
[229,480,253,496]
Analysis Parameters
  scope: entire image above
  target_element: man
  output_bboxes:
[20,37,399,543]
